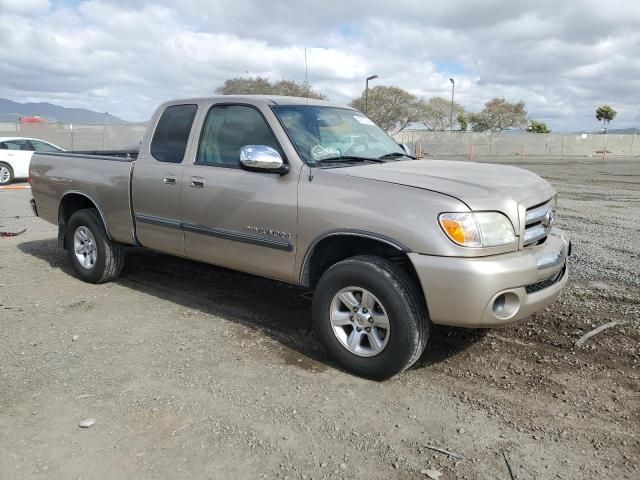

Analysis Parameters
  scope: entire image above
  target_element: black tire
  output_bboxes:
[65,208,125,284]
[0,162,14,185]
[312,255,429,380]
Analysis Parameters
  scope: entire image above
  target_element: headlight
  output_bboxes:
[439,212,516,247]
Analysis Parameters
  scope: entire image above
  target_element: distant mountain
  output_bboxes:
[0,98,132,124]
[604,128,640,134]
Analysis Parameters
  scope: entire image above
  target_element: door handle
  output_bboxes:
[190,177,205,188]
[163,175,177,185]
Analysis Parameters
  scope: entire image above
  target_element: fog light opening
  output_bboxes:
[491,292,520,320]
[493,294,506,315]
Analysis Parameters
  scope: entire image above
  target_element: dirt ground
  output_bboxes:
[1,157,638,480]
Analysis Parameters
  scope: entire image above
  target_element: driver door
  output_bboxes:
[180,103,299,282]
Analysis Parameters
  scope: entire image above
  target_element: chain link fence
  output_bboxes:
[0,122,146,150]
[394,131,640,158]
[2,122,640,158]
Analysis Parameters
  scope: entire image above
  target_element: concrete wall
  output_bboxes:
[394,131,640,158]
[0,122,146,150]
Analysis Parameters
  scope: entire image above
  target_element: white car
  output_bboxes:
[0,137,64,185]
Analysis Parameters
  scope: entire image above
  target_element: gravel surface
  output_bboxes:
[0,157,638,479]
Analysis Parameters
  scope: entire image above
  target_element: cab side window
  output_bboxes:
[150,104,198,163]
[196,105,282,167]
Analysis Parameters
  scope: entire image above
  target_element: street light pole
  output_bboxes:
[449,78,455,131]
[365,75,378,115]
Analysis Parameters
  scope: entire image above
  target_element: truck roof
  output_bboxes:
[161,95,355,110]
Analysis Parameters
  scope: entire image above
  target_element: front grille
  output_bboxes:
[523,199,555,247]
[525,265,566,294]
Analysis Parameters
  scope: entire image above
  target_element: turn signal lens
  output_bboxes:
[438,213,481,247]
[440,218,468,244]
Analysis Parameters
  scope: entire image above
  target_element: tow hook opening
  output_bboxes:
[492,292,520,320]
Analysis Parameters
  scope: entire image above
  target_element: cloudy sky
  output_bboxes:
[1,0,639,131]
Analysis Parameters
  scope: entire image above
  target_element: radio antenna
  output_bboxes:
[305,47,314,181]
[304,47,310,105]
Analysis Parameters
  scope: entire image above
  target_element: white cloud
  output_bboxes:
[0,0,50,14]
[1,0,639,130]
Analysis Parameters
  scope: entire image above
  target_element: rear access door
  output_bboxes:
[131,103,199,256]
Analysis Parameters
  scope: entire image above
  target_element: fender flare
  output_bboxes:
[58,191,112,247]
[299,229,411,285]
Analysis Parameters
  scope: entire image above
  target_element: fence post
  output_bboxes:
[545,135,549,156]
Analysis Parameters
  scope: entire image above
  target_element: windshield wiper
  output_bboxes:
[314,155,385,164]
[378,152,416,160]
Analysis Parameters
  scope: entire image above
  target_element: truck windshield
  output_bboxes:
[271,105,410,166]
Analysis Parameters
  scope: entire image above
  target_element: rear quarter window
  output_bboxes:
[150,104,198,163]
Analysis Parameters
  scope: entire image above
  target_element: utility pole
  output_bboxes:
[103,97,109,149]
[365,75,378,115]
[449,78,455,131]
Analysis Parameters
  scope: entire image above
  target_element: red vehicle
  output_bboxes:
[19,116,45,124]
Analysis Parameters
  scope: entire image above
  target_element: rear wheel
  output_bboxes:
[65,208,125,283]
[312,255,429,380]
[0,163,13,185]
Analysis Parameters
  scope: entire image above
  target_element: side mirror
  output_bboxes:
[239,145,289,174]
[399,143,412,155]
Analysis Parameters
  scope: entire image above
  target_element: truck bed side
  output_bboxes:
[30,152,137,245]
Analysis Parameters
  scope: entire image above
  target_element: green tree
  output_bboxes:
[350,85,420,132]
[469,97,528,132]
[595,105,617,133]
[415,96,466,131]
[527,120,551,133]
[457,113,468,132]
[215,76,327,99]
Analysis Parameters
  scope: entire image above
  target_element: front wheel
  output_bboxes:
[312,255,429,380]
[65,208,125,283]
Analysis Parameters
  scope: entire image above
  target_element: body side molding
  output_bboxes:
[133,214,293,252]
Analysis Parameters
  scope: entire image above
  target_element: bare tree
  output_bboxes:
[350,85,420,132]
[416,96,466,131]
[215,76,327,99]
[469,98,527,132]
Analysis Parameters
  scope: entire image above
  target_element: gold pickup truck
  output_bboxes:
[29,95,571,379]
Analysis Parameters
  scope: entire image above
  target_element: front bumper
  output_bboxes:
[409,227,571,327]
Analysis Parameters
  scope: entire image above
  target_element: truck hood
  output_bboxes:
[332,160,556,227]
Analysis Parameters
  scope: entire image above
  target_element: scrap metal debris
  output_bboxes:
[0,229,26,238]
[424,443,465,460]
[78,418,96,428]
[574,321,623,348]
[420,469,443,479]
[502,451,515,480]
